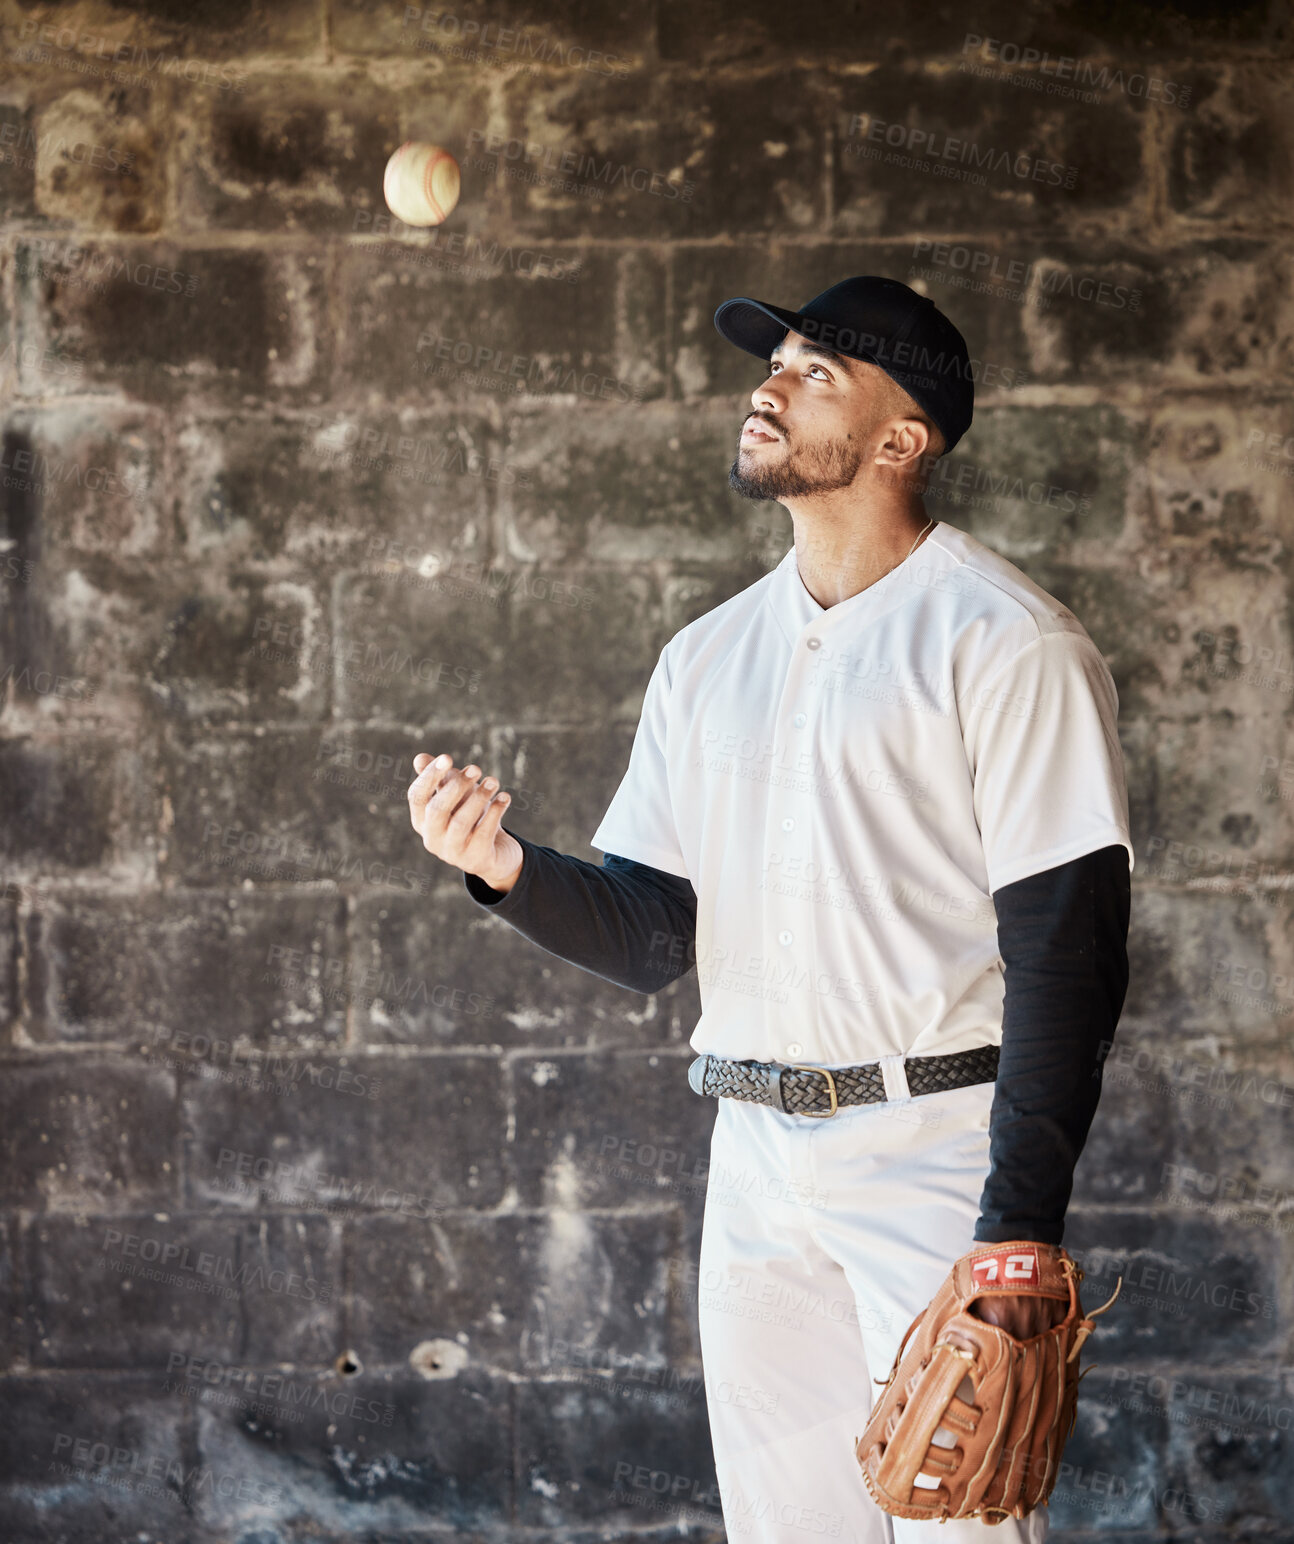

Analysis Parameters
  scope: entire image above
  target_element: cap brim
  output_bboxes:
[713,297,805,361]
[713,296,883,373]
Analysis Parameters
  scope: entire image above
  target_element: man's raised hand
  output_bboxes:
[407,752,524,894]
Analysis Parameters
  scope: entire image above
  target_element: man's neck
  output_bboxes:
[790,501,936,610]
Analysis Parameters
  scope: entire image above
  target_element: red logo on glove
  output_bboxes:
[970,1247,1040,1288]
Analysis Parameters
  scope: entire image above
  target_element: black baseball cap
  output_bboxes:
[713,275,974,455]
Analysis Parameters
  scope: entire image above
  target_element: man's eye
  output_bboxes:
[768,362,828,378]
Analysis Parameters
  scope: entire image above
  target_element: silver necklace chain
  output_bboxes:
[875,515,935,584]
[905,515,936,562]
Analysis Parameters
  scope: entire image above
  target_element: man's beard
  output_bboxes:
[728,431,866,501]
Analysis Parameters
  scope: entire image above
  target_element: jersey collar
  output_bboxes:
[764,522,961,647]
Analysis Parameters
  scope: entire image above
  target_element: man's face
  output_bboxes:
[728,331,898,502]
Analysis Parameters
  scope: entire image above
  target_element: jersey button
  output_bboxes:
[786,1041,804,1057]
[793,713,806,727]
[781,818,794,832]
[778,930,793,946]
[806,637,821,650]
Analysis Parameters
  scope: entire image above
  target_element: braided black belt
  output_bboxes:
[686,1045,1000,1118]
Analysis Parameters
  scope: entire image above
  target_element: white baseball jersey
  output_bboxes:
[591,521,1134,1069]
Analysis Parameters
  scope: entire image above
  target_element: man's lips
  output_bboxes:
[742,420,780,442]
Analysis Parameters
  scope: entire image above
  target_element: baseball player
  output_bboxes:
[407,275,1134,1541]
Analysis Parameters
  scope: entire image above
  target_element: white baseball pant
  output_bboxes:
[694,1072,1050,1544]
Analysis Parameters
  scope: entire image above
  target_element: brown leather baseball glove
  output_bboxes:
[855,1241,1121,1526]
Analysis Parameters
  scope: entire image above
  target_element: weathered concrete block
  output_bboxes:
[354,882,700,1050]
[8,1,322,60]
[352,885,547,1050]
[1071,1066,1179,1209]
[0,1215,20,1371]
[1132,712,1294,876]
[1163,1366,1294,1527]
[333,0,653,66]
[145,569,333,721]
[331,569,505,724]
[0,1055,175,1211]
[28,1212,340,1368]
[171,408,497,565]
[0,623,111,735]
[331,557,665,728]
[4,555,337,729]
[931,403,1133,556]
[173,72,403,234]
[1048,1367,1178,1534]
[502,403,771,565]
[1025,555,1293,727]
[0,891,16,1043]
[510,1049,716,1210]
[1138,393,1294,554]
[517,1377,718,1528]
[180,1051,508,1210]
[667,1196,707,1369]
[191,1365,511,1533]
[1167,66,1294,228]
[333,245,664,407]
[0,408,165,551]
[658,0,1276,62]
[1064,1209,1285,1365]
[0,103,39,223]
[0,1373,212,1538]
[832,66,1143,238]
[1016,241,1294,386]
[905,239,1149,380]
[0,734,157,879]
[172,720,635,895]
[494,70,821,239]
[23,889,348,1044]
[1118,889,1294,1041]
[348,1210,677,1373]
[17,238,331,404]
[159,725,436,891]
[25,82,162,233]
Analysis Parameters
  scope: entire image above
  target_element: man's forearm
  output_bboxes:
[974,844,1132,1246]
[462,831,698,995]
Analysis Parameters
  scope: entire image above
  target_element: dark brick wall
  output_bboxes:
[1,1,1292,1540]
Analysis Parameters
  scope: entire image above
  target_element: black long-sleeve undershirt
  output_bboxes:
[462,837,1131,1244]
[971,842,1131,1245]
[463,838,700,995]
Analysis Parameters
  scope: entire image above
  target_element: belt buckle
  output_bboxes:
[784,1062,839,1118]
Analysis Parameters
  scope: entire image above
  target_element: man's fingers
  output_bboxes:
[469,784,513,854]
[409,753,450,799]
[407,754,511,863]
[446,773,499,839]
[409,762,449,840]
[408,754,457,823]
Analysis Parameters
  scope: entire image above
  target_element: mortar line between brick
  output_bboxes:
[16,229,1294,253]
[9,1354,1279,1380]
[343,890,357,1050]
[663,243,674,405]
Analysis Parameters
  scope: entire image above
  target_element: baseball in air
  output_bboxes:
[383,141,461,227]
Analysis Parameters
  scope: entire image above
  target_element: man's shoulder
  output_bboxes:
[929,523,1095,650]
